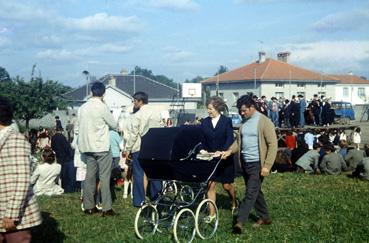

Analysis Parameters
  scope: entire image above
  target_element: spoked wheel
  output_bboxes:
[134,204,159,239]
[179,184,195,203]
[173,208,196,243]
[195,199,218,239]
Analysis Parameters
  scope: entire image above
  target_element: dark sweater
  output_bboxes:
[51,133,73,163]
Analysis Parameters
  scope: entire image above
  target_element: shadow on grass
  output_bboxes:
[32,212,65,243]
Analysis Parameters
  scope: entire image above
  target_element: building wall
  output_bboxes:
[335,85,369,105]
[204,81,336,109]
[205,82,260,110]
[261,82,335,100]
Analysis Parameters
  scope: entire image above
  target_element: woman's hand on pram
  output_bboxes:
[220,150,232,160]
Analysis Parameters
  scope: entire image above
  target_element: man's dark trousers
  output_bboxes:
[237,162,270,223]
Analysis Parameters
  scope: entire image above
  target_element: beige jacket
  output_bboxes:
[76,97,118,153]
[230,112,277,171]
[125,104,163,153]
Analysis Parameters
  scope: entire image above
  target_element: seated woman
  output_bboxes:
[200,96,236,220]
[31,147,64,196]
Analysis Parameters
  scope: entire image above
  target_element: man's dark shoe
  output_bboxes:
[102,209,117,217]
[84,207,100,215]
[252,218,272,228]
[232,222,243,234]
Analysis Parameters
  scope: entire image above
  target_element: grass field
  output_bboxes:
[32,173,369,243]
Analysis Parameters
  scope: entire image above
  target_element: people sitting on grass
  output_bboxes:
[351,145,369,181]
[31,147,64,196]
[271,149,292,173]
[319,144,347,175]
[338,140,349,158]
[344,144,364,172]
[295,143,321,174]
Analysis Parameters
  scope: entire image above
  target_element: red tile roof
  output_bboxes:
[329,75,369,85]
[201,58,338,83]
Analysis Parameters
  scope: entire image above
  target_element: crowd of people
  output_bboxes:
[252,94,336,128]
[1,82,369,241]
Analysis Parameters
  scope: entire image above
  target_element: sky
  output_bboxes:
[1,0,369,87]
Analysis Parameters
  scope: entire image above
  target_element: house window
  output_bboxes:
[275,92,284,98]
[358,88,365,97]
[233,92,239,101]
[297,83,306,88]
[343,87,349,97]
[275,83,284,87]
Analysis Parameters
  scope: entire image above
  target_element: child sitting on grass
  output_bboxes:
[31,147,64,196]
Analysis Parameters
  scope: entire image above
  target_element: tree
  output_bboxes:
[214,65,228,76]
[130,66,177,88]
[0,67,72,130]
[184,76,205,83]
[0,66,11,82]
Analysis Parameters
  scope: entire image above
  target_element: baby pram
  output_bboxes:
[134,126,222,242]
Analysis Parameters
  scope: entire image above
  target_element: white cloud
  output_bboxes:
[0,1,53,21]
[148,0,199,11]
[36,49,79,60]
[281,41,369,74]
[164,47,194,62]
[63,13,143,32]
[0,27,9,34]
[97,43,132,53]
[312,8,369,32]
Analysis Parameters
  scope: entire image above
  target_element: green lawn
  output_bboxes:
[33,173,369,243]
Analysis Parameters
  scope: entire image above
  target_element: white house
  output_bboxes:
[331,74,369,105]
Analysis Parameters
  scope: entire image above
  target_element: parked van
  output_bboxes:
[331,101,355,120]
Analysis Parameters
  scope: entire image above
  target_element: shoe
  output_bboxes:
[96,203,102,210]
[84,207,100,215]
[123,194,128,199]
[204,214,216,223]
[102,209,117,217]
[232,222,243,234]
[252,218,272,228]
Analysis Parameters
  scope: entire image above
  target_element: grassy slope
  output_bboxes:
[33,173,369,243]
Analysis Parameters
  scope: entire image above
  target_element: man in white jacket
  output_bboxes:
[77,82,118,216]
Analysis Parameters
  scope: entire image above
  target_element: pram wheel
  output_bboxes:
[134,204,159,239]
[195,199,218,239]
[173,208,196,243]
[179,185,194,203]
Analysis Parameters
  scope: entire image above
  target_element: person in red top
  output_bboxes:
[284,131,296,150]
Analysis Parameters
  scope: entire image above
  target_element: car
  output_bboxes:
[228,112,242,125]
[331,101,355,120]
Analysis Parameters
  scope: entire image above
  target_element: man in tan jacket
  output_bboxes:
[223,93,277,234]
[124,91,162,207]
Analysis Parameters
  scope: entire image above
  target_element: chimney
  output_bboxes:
[277,51,291,62]
[258,51,266,63]
[109,75,116,87]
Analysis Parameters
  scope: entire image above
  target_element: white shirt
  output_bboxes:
[76,97,118,153]
[211,114,221,128]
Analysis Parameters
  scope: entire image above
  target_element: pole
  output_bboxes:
[133,68,136,94]
[254,68,256,92]
[289,70,292,98]
[216,74,219,96]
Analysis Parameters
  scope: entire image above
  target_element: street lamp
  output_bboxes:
[348,71,353,103]
[82,70,90,98]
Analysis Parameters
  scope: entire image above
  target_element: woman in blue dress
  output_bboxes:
[200,96,237,220]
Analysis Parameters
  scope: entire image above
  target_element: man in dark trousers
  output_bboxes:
[51,127,76,193]
[223,93,277,234]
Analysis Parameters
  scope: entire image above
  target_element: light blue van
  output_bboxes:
[331,101,355,120]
